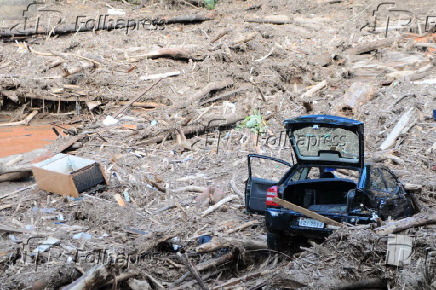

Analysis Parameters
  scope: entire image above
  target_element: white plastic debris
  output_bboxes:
[73,232,92,240]
[103,115,119,126]
[107,9,126,15]
[386,234,413,266]
[33,237,60,253]
[9,235,21,244]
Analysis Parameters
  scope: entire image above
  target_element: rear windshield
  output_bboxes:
[292,125,359,160]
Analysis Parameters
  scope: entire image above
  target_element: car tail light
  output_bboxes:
[266,186,279,207]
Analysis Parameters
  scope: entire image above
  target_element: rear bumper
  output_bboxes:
[265,209,371,239]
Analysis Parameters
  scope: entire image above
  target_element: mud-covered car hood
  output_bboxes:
[284,115,364,168]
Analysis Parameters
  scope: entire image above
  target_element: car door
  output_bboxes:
[379,167,417,217]
[367,166,414,219]
[245,154,292,214]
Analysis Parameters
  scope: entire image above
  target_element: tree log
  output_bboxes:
[63,264,109,290]
[0,171,32,183]
[380,107,416,150]
[172,79,234,111]
[330,278,387,290]
[333,82,377,116]
[300,80,327,99]
[163,14,214,24]
[343,38,395,55]
[196,252,235,271]
[138,113,243,145]
[196,237,267,252]
[127,48,201,62]
[244,15,293,25]
[375,212,436,235]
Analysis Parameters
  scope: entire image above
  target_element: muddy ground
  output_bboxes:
[0,0,435,289]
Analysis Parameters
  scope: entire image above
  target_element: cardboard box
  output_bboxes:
[32,154,106,197]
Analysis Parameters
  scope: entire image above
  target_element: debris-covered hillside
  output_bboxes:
[0,0,435,289]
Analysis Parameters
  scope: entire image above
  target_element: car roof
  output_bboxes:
[284,115,363,127]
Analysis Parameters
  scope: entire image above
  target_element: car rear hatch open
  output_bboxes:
[284,115,364,168]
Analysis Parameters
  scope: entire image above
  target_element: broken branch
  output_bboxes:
[202,194,239,217]
[176,252,207,290]
[300,80,327,98]
[0,110,38,127]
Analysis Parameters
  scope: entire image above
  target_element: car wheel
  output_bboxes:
[267,231,289,252]
[404,196,417,216]
[289,236,304,252]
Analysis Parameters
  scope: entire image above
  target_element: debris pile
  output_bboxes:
[0,0,435,288]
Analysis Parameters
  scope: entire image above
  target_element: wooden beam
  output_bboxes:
[272,197,345,228]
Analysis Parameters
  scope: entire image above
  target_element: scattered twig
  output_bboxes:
[140,71,181,81]
[210,29,231,43]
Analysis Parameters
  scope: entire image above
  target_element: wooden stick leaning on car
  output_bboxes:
[271,198,345,228]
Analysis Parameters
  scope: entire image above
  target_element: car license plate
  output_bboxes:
[298,217,324,229]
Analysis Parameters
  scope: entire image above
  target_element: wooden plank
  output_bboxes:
[272,197,345,228]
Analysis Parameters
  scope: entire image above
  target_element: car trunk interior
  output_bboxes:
[283,179,357,214]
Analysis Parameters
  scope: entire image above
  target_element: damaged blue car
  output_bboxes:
[245,115,417,251]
